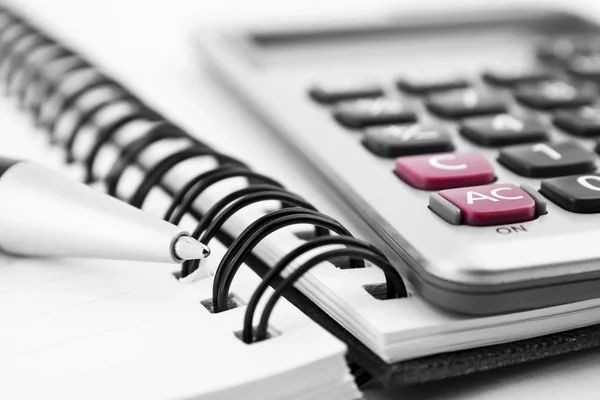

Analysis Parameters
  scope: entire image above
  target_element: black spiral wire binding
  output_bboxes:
[0,5,408,379]
[105,122,191,196]
[241,235,404,342]
[254,248,407,341]
[164,166,273,223]
[62,89,135,163]
[127,146,244,208]
[83,105,164,183]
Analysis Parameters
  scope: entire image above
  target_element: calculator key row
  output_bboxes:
[430,172,600,226]
[394,143,597,193]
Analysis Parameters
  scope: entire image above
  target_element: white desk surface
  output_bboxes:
[9,0,600,398]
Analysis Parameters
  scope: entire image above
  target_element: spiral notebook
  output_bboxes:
[5,1,600,397]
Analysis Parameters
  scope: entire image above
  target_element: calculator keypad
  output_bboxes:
[363,124,453,157]
[308,34,600,226]
[395,153,495,190]
[333,99,417,129]
[540,174,600,213]
[459,114,547,147]
[497,142,597,178]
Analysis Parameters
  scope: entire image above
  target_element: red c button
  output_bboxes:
[395,153,495,190]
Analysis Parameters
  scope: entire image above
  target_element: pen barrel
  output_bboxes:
[0,162,185,263]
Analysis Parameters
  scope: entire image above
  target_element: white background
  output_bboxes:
[8,0,600,398]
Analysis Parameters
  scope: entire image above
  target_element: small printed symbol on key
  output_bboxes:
[333,98,417,129]
[492,114,523,131]
[515,80,595,110]
[431,183,536,226]
[540,173,600,213]
[482,68,553,88]
[497,141,597,177]
[396,76,469,95]
[425,89,506,119]
[363,124,454,157]
[395,152,495,190]
[554,104,600,137]
[460,114,547,147]
[308,81,383,104]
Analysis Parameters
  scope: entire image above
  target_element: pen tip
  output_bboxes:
[173,235,211,261]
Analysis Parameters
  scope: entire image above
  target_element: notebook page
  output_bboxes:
[0,242,357,400]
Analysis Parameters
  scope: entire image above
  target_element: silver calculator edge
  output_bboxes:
[196,8,600,315]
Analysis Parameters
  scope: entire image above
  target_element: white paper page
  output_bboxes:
[0,243,356,400]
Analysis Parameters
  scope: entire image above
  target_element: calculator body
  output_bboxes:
[199,9,600,315]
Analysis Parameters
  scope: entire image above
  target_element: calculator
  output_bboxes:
[200,9,600,315]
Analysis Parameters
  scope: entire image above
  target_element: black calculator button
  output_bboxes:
[309,82,383,104]
[363,124,453,158]
[515,81,595,110]
[537,38,600,64]
[460,114,547,147]
[425,90,506,119]
[537,38,575,63]
[482,69,553,88]
[333,99,417,129]
[498,141,597,178]
[397,77,469,95]
[554,105,600,137]
[566,54,600,80]
[540,174,600,213]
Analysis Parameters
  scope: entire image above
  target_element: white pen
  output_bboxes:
[0,156,210,263]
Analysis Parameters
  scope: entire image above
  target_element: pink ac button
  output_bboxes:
[431,183,538,226]
[395,153,495,190]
